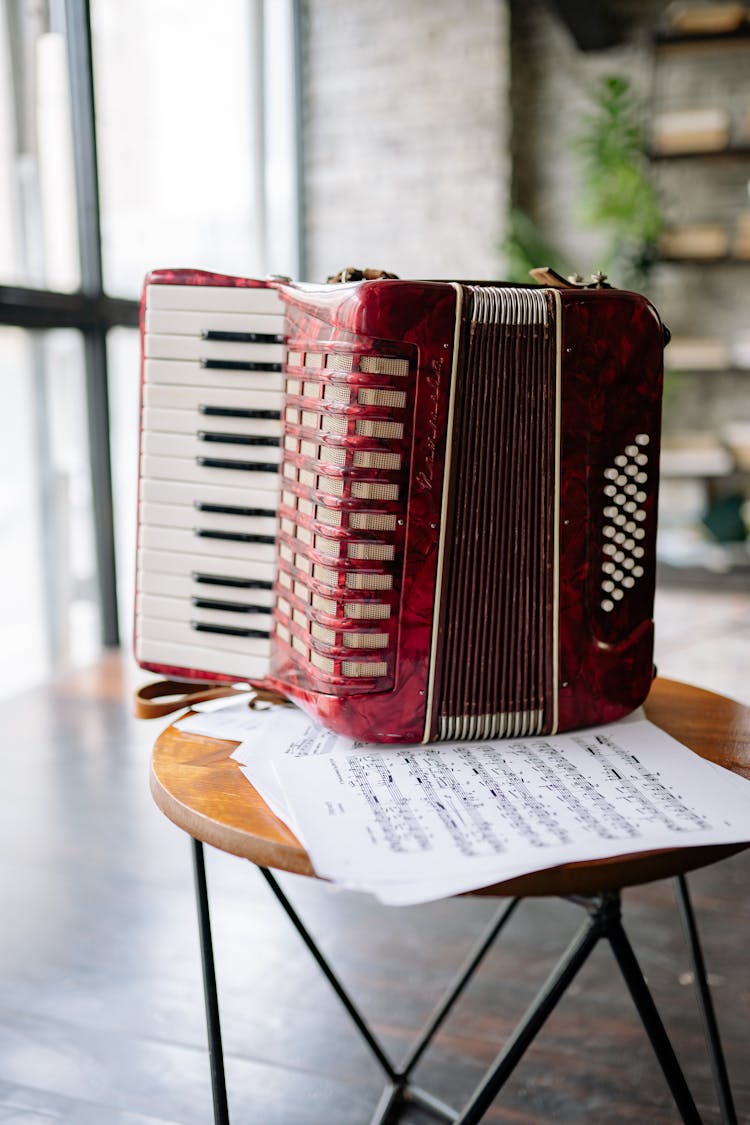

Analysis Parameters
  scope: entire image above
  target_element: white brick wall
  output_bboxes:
[301,0,511,281]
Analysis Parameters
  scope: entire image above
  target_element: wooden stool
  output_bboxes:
[151,678,750,1124]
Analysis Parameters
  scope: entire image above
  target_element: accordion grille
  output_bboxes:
[433,286,557,740]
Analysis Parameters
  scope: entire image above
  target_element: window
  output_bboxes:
[0,0,301,698]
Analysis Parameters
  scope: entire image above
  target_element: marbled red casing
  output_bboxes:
[266,282,664,742]
[267,281,458,742]
[555,289,663,732]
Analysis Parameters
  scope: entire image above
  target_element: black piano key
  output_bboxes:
[202,330,284,345]
[191,620,270,640]
[199,406,281,420]
[195,502,276,517]
[197,457,279,473]
[201,359,282,372]
[191,597,272,614]
[194,529,276,544]
[192,572,273,590]
[197,431,280,447]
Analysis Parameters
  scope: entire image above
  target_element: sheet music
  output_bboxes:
[171,701,750,906]
[272,721,750,904]
[174,698,302,742]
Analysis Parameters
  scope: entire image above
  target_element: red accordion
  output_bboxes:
[135,268,665,743]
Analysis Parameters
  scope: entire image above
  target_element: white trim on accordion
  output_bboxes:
[422,284,465,743]
[550,288,562,736]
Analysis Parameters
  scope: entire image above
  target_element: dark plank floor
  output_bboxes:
[1,653,748,1124]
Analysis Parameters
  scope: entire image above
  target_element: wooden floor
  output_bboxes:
[1,653,748,1124]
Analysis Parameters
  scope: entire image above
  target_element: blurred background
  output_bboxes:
[0,0,748,699]
[1,5,749,1123]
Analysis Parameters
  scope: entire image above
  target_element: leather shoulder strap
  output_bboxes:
[133,679,289,720]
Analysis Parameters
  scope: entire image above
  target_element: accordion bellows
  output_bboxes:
[136,268,665,744]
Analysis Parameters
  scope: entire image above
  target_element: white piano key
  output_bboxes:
[142,382,283,412]
[137,546,276,584]
[135,636,270,682]
[144,358,284,393]
[141,501,278,538]
[137,568,275,607]
[141,430,282,464]
[144,333,283,366]
[142,406,282,439]
[145,308,285,337]
[141,451,281,491]
[137,593,272,633]
[140,524,277,564]
[139,477,280,511]
[146,282,284,315]
[137,614,272,657]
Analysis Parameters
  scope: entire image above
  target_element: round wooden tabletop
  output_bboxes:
[150,677,750,898]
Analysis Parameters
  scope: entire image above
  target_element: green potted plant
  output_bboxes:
[574,74,664,289]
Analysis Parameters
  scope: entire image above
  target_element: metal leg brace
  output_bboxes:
[191,847,735,1125]
[675,874,737,1125]
[192,839,230,1125]
[258,866,519,1125]
[453,892,702,1125]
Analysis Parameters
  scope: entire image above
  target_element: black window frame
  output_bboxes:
[0,0,139,647]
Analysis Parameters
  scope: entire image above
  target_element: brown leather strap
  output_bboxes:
[528,266,581,289]
[133,678,289,720]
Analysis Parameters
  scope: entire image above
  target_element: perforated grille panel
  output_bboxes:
[599,433,651,613]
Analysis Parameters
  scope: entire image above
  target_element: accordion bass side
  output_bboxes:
[135,269,665,744]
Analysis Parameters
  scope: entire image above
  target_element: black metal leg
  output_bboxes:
[399,899,519,1081]
[452,908,603,1125]
[189,862,735,1125]
[675,874,737,1125]
[259,869,516,1125]
[258,866,399,1081]
[608,916,701,1125]
[192,839,230,1125]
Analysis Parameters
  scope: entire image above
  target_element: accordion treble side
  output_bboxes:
[135,270,665,744]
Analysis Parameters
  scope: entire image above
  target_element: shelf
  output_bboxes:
[654,25,750,49]
[658,255,750,265]
[665,367,750,376]
[649,143,750,161]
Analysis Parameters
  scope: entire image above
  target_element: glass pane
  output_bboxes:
[107,326,140,652]
[0,327,98,700]
[0,2,80,290]
[92,0,266,299]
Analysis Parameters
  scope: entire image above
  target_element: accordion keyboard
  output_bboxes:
[136,282,285,680]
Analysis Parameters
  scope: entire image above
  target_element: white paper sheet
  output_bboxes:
[233,712,328,839]
[272,720,750,904]
[174,698,298,742]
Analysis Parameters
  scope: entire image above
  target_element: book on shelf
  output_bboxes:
[659,223,729,259]
[735,212,750,259]
[660,433,735,477]
[666,336,731,370]
[721,423,750,470]
[652,107,731,153]
[731,330,750,368]
[666,3,748,35]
